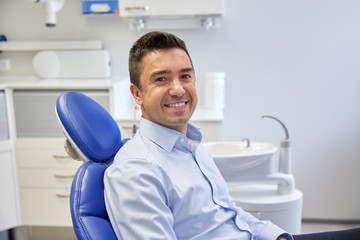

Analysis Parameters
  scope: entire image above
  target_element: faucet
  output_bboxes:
[242,138,251,148]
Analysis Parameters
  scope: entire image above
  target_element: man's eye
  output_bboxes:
[156,77,166,82]
[181,74,191,79]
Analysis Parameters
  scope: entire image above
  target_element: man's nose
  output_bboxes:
[169,79,185,96]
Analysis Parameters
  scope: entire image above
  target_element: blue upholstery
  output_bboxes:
[56,91,128,240]
[56,91,122,162]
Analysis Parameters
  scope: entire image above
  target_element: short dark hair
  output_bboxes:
[129,31,193,88]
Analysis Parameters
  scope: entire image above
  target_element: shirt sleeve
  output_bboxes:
[104,158,177,240]
[234,205,293,240]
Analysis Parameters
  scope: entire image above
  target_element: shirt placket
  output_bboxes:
[191,145,253,235]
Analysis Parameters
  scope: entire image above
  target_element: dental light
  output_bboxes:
[31,0,65,27]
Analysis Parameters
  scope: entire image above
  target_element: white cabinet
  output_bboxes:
[0,141,20,232]
[118,0,224,17]
[0,89,20,232]
[17,138,81,226]
[118,0,224,30]
[13,90,110,138]
[11,88,113,226]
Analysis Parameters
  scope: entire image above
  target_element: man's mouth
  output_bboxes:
[165,102,187,108]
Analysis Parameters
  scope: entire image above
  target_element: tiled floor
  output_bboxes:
[301,220,360,234]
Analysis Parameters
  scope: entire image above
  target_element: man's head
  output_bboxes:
[129,31,197,135]
[129,31,193,89]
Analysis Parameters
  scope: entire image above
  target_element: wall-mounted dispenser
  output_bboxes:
[30,0,65,27]
[118,0,224,31]
[82,0,119,15]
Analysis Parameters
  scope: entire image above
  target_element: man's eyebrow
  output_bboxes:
[180,67,194,73]
[150,68,194,78]
[150,70,170,78]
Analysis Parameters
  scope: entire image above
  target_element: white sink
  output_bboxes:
[203,141,277,181]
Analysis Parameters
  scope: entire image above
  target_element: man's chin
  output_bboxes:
[164,117,190,130]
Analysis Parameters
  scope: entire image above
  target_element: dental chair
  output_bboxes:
[56,91,128,240]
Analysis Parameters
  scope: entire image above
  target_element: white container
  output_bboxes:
[204,72,225,110]
[32,50,111,79]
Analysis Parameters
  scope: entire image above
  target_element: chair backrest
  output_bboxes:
[56,91,128,240]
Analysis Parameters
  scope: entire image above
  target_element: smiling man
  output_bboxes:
[104,31,290,240]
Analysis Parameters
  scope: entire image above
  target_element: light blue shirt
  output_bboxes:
[104,118,291,240]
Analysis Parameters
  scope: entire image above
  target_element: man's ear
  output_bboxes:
[130,83,142,106]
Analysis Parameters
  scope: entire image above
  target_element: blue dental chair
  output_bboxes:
[56,91,128,240]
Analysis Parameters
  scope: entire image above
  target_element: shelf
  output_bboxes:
[0,40,102,51]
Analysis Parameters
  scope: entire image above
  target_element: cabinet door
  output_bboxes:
[13,90,110,138]
[20,188,73,226]
[0,143,20,231]
[119,0,223,17]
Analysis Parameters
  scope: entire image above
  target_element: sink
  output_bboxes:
[204,141,277,157]
[203,141,277,181]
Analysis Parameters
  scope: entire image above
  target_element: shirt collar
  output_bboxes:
[138,118,202,153]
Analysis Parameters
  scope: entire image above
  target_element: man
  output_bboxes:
[104,31,359,240]
[104,31,289,240]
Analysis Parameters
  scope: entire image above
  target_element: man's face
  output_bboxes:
[130,48,197,135]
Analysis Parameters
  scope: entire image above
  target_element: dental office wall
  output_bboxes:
[1,0,360,221]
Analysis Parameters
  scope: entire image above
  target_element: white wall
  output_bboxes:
[1,0,360,220]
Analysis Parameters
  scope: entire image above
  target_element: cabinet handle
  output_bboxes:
[54,174,75,179]
[124,6,150,12]
[56,193,70,198]
[52,154,71,160]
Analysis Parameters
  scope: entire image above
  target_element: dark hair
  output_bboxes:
[129,31,193,88]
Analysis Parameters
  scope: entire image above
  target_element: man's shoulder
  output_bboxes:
[116,135,150,161]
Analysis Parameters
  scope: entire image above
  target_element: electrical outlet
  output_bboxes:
[0,59,11,71]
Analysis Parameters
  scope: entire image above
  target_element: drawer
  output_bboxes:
[16,138,82,169]
[19,169,76,188]
[20,188,72,226]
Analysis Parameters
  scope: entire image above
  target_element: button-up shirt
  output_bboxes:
[104,118,291,240]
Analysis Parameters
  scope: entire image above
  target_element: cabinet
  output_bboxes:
[118,0,224,30]
[11,88,113,226]
[16,138,81,226]
[0,90,20,232]
[13,90,111,138]
[0,141,20,231]
[118,0,224,17]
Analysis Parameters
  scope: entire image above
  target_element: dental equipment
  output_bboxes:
[261,115,291,175]
[30,0,65,27]
[204,115,303,234]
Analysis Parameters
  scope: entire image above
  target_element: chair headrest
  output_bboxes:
[56,91,122,163]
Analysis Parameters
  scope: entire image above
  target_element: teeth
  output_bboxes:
[169,102,185,107]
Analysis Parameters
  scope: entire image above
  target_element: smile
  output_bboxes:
[166,102,186,107]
